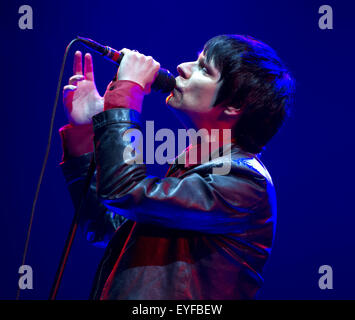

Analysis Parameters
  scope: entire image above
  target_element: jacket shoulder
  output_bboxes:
[231,151,274,187]
[196,145,274,187]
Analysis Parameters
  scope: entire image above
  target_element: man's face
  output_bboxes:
[166,52,222,116]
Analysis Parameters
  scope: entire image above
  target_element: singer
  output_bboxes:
[59,35,294,299]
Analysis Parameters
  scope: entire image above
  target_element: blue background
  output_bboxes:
[1,0,354,300]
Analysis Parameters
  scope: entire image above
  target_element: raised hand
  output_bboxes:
[63,51,104,125]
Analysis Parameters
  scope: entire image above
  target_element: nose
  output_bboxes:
[177,62,193,79]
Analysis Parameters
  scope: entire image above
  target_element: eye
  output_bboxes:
[198,62,209,74]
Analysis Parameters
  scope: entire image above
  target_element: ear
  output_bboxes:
[224,105,241,116]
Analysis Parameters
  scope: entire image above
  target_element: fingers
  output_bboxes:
[119,48,130,55]
[68,74,84,85]
[63,85,76,110]
[84,53,94,81]
[119,48,141,59]
[73,51,83,75]
[63,84,77,91]
[70,51,94,84]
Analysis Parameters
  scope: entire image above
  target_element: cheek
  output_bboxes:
[188,83,219,109]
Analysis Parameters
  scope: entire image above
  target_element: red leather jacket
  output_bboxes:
[60,106,277,300]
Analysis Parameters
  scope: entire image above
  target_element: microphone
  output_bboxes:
[76,36,176,93]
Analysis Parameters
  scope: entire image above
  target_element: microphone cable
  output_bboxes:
[16,38,79,300]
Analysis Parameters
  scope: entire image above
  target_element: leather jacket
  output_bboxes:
[60,108,277,300]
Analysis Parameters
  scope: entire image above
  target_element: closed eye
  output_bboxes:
[198,61,209,74]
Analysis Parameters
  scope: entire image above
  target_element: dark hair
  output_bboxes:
[203,34,295,154]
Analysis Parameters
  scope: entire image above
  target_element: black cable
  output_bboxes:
[49,154,95,300]
[16,38,79,300]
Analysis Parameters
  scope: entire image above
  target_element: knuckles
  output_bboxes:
[126,51,159,69]
[154,61,161,70]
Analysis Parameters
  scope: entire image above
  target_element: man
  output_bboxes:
[59,34,294,299]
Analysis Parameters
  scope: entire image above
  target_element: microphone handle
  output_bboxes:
[76,36,176,93]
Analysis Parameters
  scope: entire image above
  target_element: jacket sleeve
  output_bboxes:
[92,108,273,235]
[60,152,126,247]
[58,80,146,246]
